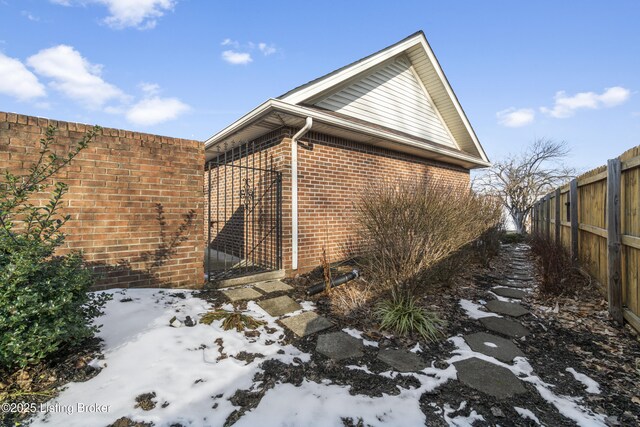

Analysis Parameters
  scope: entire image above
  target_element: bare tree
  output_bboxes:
[474,138,575,234]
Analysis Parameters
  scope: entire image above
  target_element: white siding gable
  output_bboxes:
[313,56,456,148]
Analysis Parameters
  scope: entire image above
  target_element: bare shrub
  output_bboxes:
[475,220,506,267]
[421,247,473,286]
[528,232,587,296]
[353,178,502,298]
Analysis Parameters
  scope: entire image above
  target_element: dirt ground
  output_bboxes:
[223,243,640,426]
[2,242,639,426]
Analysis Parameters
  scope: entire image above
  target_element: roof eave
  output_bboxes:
[205,99,490,169]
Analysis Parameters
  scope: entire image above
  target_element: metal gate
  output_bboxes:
[206,143,282,282]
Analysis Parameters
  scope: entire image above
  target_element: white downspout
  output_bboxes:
[291,117,313,271]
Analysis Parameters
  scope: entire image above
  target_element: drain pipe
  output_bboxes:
[306,269,360,296]
[291,117,313,271]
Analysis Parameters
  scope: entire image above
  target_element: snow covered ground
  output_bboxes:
[29,289,605,427]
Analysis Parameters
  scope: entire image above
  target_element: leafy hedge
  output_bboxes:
[0,126,109,369]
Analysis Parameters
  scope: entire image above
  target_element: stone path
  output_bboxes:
[485,300,530,317]
[221,279,334,337]
[219,244,540,398]
[280,312,333,337]
[377,349,427,372]
[219,276,431,370]
[463,332,525,363]
[454,358,527,399]
[456,243,536,399]
[316,332,364,360]
[491,287,527,299]
[222,287,263,302]
[479,316,530,338]
[257,295,302,317]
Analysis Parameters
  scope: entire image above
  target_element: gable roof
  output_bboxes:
[205,31,490,168]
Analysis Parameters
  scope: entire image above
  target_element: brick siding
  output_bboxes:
[0,112,204,290]
[205,127,470,276]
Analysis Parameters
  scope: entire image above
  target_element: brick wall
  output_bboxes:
[0,112,204,290]
[294,131,470,272]
[205,127,470,276]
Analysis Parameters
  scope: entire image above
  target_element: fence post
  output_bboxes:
[531,203,536,233]
[607,158,623,324]
[545,194,551,240]
[555,188,561,243]
[570,179,579,262]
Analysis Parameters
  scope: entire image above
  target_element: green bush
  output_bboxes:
[376,293,445,342]
[0,125,109,369]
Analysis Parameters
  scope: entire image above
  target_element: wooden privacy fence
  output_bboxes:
[531,146,640,332]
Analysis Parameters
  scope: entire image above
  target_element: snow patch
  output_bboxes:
[346,365,374,375]
[443,401,484,427]
[459,299,500,319]
[342,327,379,347]
[233,380,426,427]
[566,367,601,394]
[514,406,541,425]
[31,289,309,427]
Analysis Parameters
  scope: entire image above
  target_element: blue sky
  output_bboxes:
[1,1,639,172]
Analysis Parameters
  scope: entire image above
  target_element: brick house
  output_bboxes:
[204,31,490,284]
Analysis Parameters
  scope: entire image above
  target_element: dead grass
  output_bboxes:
[328,280,375,317]
[200,311,265,332]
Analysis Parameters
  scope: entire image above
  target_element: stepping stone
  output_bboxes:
[510,261,531,267]
[316,332,363,360]
[492,287,527,299]
[497,280,531,289]
[222,287,263,302]
[480,317,530,338]
[257,296,302,317]
[486,300,530,317]
[464,332,525,363]
[254,280,293,294]
[280,312,333,337]
[454,357,526,399]
[377,349,427,372]
[504,274,533,282]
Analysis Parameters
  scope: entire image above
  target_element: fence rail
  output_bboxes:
[532,146,640,332]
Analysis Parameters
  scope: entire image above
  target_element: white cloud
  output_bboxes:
[597,86,630,107]
[50,0,176,29]
[258,42,276,56]
[220,39,277,64]
[126,96,189,125]
[0,52,46,101]
[496,107,535,127]
[541,86,631,118]
[27,44,127,109]
[221,38,239,48]
[99,0,176,29]
[22,11,40,21]
[139,82,160,96]
[221,50,252,65]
